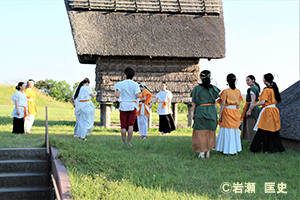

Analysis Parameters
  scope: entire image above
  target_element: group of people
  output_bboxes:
[191,71,285,158]
[12,68,285,157]
[105,67,286,154]
[11,79,37,134]
[113,67,176,146]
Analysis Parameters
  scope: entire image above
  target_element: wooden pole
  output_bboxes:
[100,103,112,128]
[104,104,111,128]
[172,103,178,125]
[100,104,104,126]
[187,103,193,127]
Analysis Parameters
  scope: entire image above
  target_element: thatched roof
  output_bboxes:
[277,80,300,141]
[64,0,225,64]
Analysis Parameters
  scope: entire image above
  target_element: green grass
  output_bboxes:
[0,86,299,199]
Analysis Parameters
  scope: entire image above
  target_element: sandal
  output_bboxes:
[198,152,205,158]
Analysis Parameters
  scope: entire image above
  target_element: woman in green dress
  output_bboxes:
[191,70,220,158]
[240,75,260,142]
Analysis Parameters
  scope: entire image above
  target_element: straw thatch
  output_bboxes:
[64,0,225,64]
[95,56,199,103]
[277,80,300,141]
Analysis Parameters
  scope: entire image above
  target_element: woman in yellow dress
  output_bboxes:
[24,79,37,134]
[249,73,285,153]
[214,73,243,155]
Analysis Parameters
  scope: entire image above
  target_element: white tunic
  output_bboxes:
[11,91,28,119]
[114,79,140,111]
[156,90,173,115]
[74,86,95,138]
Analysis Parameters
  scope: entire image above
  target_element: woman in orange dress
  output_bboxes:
[214,73,243,155]
[249,73,285,153]
[136,82,152,139]
[24,79,38,134]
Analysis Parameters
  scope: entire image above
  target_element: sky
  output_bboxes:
[0,0,299,94]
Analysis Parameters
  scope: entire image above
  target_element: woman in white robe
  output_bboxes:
[150,82,175,135]
[11,82,28,134]
[73,78,97,140]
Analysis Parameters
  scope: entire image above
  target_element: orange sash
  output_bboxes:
[79,100,90,102]
[200,103,213,106]
[21,106,28,121]
[240,101,258,121]
[160,102,168,108]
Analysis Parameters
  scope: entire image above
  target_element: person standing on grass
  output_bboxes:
[240,75,260,142]
[136,82,152,139]
[190,70,220,158]
[70,78,89,138]
[214,73,243,156]
[150,82,175,135]
[249,73,285,154]
[114,67,141,146]
[11,82,28,134]
[72,78,97,141]
[24,79,37,134]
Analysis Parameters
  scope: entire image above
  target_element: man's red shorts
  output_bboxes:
[120,109,137,129]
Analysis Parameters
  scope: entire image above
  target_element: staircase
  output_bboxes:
[0,148,50,200]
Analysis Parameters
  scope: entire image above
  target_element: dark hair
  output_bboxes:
[74,78,90,100]
[247,75,260,95]
[227,73,236,90]
[124,67,135,79]
[162,81,167,85]
[27,79,35,88]
[264,73,281,103]
[16,82,25,91]
[200,70,213,90]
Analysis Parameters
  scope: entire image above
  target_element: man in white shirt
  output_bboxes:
[114,67,141,146]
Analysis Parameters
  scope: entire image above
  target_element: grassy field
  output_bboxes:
[0,86,299,199]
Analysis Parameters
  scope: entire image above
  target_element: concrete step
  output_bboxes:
[0,160,47,173]
[0,173,48,188]
[0,187,50,200]
[0,148,47,160]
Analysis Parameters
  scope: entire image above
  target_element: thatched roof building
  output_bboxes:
[64,0,226,127]
[277,80,300,141]
[65,0,225,64]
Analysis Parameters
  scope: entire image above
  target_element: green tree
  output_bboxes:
[35,79,72,102]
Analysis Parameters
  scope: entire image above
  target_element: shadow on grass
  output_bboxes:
[0,116,75,127]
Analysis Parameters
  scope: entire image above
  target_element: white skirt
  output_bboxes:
[213,127,242,154]
[74,101,95,138]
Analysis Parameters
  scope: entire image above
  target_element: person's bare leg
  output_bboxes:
[206,150,210,158]
[121,128,127,145]
[127,126,133,146]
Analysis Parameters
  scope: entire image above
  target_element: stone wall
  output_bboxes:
[95,56,200,103]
